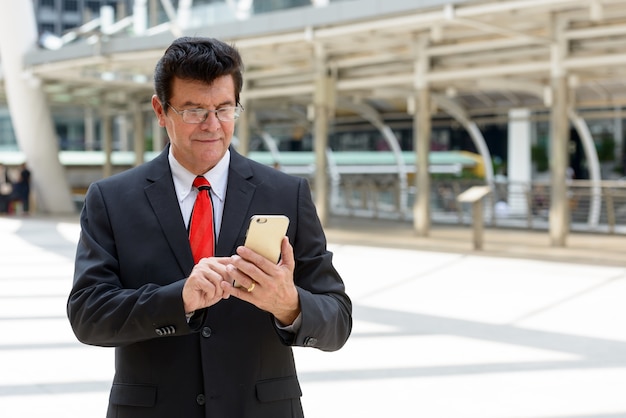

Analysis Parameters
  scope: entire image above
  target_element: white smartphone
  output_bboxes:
[243,215,290,263]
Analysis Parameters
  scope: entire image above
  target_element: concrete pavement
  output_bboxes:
[1,214,626,418]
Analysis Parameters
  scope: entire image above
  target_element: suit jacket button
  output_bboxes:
[196,394,206,405]
[201,327,212,338]
[304,337,318,347]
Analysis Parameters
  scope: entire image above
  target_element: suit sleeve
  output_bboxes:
[287,178,352,352]
[67,182,193,347]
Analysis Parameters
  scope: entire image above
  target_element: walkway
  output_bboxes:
[1,214,626,418]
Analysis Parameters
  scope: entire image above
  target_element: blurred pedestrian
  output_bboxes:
[0,163,12,213]
[12,163,31,214]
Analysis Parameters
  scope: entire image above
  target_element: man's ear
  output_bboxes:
[152,95,166,127]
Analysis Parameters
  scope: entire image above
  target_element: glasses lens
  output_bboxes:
[183,109,208,124]
[216,107,241,121]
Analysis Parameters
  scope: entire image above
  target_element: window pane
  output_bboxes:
[63,0,78,12]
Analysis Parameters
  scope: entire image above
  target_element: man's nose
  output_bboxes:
[199,112,221,130]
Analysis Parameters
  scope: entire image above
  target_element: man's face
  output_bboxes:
[152,75,237,174]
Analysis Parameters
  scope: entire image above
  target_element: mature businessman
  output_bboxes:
[68,37,352,418]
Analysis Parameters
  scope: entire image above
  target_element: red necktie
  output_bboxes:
[189,176,214,264]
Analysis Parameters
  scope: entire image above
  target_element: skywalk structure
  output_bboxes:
[1,0,626,246]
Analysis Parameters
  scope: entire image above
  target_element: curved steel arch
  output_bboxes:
[432,94,495,186]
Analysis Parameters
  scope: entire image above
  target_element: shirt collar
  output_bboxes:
[168,148,230,203]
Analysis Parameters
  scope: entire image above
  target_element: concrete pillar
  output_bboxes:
[313,49,330,226]
[413,88,431,236]
[0,0,75,214]
[84,107,96,151]
[236,95,250,156]
[152,118,164,152]
[412,36,431,236]
[549,75,570,246]
[614,106,623,166]
[117,114,129,151]
[132,102,145,166]
[102,110,114,178]
[507,108,532,216]
[548,18,570,247]
[149,0,159,27]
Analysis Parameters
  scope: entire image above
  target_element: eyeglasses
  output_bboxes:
[166,103,243,123]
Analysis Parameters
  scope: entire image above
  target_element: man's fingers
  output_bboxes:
[183,260,232,311]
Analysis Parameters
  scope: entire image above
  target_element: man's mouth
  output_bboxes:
[194,137,220,142]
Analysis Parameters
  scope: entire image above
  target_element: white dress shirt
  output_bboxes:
[168,148,230,236]
[167,148,301,331]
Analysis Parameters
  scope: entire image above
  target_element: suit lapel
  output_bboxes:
[144,148,194,273]
[216,149,256,256]
[141,147,257,262]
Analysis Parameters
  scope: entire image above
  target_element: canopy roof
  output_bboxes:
[6,0,626,128]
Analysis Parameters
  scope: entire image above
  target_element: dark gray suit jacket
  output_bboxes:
[68,146,352,418]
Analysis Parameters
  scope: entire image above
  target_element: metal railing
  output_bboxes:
[330,176,626,235]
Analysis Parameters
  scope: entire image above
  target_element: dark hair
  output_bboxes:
[154,37,244,110]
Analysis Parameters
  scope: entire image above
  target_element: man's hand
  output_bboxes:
[221,237,300,325]
[182,257,229,314]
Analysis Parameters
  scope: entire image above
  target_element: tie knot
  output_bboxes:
[193,176,211,191]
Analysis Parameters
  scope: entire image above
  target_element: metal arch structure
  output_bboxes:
[2,0,626,243]
[431,93,495,186]
[337,98,411,219]
[569,109,602,227]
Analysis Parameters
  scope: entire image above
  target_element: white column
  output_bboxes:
[100,5,115,34]
[133,0,148,35]
[0,0,74,213]
[507,108,531,216]
[177,0,193,29]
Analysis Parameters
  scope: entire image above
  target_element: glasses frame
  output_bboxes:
[166,103,244,124]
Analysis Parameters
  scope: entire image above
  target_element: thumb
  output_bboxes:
[279,236,295,269]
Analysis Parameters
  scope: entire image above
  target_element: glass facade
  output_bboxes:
[34,0,132,36]
[0,110,18,151]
